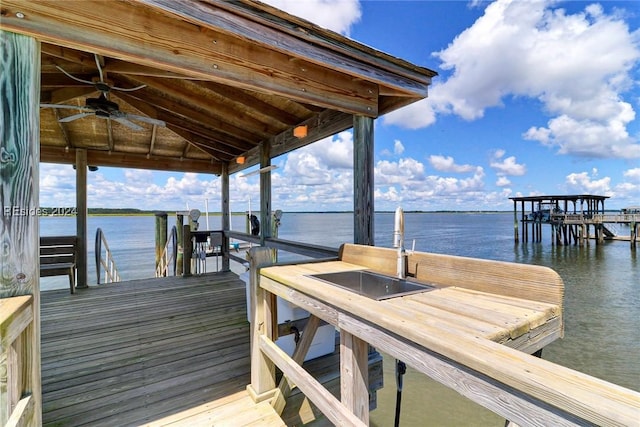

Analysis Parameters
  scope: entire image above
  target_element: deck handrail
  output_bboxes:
[94,228,121,284]
[249,247,640,426]
[156,226,178,277]
[549,213,640,223]
[225,230,338,263]
[0,296,39,426]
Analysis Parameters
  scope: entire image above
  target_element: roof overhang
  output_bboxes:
[1,0,437,175]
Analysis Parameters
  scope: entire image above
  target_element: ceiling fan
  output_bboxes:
[40,54,165,131]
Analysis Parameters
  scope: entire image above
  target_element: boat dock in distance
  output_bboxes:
[509,194,639,249]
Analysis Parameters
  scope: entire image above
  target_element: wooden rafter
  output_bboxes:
[2,0,380,116]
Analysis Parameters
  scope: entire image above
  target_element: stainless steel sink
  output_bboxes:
[307,270,435,300]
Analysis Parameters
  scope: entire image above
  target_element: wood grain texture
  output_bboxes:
[0,30,40,298]
[39,272,354,426]
[0,30,42,427]
[260,259,639,426]
[353,116,375,246]
[1,1,383,116]
[340,244,564,307]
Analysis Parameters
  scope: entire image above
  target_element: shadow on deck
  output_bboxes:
[40,272,264,426]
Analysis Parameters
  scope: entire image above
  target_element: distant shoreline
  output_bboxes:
[39,208,515,217]
[38,208,629,217]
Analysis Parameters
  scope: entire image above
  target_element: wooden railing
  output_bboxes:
[0,296,39,427]
[551,213,640,224]
[592,213,640,223]
[248,247,640,426]
[94,228,121,284]
[156,226,177,277]
[225,230,338,264]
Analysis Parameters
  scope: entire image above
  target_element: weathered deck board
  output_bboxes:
[40,272,279,426]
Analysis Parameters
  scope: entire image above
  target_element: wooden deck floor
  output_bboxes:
[40,272,283,426]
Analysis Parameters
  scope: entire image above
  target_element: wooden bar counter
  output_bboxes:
[261,244,563,355]
[253,244,640,426]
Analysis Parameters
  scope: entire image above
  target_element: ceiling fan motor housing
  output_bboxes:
[86,94,120,114]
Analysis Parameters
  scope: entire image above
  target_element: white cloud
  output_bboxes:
[261,0,361,35]
[39,163,76,207]
[385,0,640,159]
[564,171,612,195]
[489,152,526,176]
[496,176,511,187]
[428,155,476,173]
[273,132,355,210]
[624,168,640,181]
[394,140,405,155]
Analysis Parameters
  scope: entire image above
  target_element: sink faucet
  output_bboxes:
[393,207,407,279]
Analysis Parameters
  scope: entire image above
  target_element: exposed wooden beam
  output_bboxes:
[41,87,97,104]
[228,109,354,174]
[154,0,434,95]
[40,146,221,174]
[164,126,230,160]
[40,73,96,87]
[104,59,199,80]
[120,75,286,136]
[148,125,158,157]
[2,0,379,116]
[199,81,302,126]
[115,89,267,142]
[212,0,437,87]
[40,43,96,68]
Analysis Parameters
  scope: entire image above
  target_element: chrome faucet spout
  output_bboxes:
[394,207,407,279]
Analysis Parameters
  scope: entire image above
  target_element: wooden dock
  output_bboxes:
[40,272,281,426]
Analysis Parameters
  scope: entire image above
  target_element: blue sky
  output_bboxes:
[40,0,640,212]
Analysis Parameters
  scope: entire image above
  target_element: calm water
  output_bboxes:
[40,212,639,425]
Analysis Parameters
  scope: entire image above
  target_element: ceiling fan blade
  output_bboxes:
[111,84,147,92]
[111,116,144,131]
[58,112,94,123]
[55,65,95,85]
[40,103,92,111]
[124,113,166,127]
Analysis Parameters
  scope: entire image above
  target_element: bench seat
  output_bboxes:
[40,236,77,294]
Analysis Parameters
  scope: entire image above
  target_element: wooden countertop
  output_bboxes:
[260,260,561,350]
[256,251,639,426]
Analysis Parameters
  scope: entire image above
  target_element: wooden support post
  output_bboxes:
[182,224,192,277]
[513,202,519,244]
[176,214,184,275]
[247,247,276,400]
[0,29,42,426]
[76,149,88,288]
[221,163,231,271]
[631,222,637,251]
[154,212,167,274]
[260,142,271,247]
[340,331,369,424]
[353,115,375,246]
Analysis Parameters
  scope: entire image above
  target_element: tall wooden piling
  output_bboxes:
[154,212,167,273]
[76,149,88,288]
[0,29,42,425]
[353,115,375,246]
[183,224,192,277]
[176,213,184,275]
